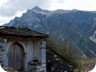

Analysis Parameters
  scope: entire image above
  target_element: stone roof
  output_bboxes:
[0,26,48,38]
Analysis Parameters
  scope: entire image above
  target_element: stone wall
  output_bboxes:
[0,36,47,72]
[0,37,3,64]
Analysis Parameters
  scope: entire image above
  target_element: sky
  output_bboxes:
[0,0,96,25]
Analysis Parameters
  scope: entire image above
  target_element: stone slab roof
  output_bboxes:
[0,26,48,38]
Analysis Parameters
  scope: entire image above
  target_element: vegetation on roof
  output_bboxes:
[47,38,80,69]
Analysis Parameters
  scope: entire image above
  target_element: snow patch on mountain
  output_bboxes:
[89,31,96,43]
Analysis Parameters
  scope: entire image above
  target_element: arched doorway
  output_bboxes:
[8,43,24,71]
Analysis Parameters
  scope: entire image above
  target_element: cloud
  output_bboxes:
[1,0,96,25]
[1,0,96,17]
[49,0,96,11]
[0,16,14,25]
[57,0,65,4]
[0,0,51,17]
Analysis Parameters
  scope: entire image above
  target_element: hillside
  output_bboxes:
[4,6,96,58]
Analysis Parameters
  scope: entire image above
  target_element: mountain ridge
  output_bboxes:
[4,6,96,58]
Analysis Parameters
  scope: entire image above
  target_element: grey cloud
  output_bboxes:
[0,0,51,17]
[57,0,65,4]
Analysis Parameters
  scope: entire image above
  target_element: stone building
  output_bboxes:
[0,26,48,72]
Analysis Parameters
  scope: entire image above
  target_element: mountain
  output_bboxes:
[4,6,96,58]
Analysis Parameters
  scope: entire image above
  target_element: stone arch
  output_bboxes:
[18,42,26,53]
[8,41,26,54]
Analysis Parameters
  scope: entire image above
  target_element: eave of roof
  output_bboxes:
[0,26,48,38]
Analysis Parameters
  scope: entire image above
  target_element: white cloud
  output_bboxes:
[0,10,26,25]
[0,0,51,25]
[0,0,7,7]
[1,0,96,25]
[0,0,51,17]
[49,0,96,11]
[0,17,14,25]
[1,0,96,17]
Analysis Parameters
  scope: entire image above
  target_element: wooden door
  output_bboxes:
[8,43,24,71]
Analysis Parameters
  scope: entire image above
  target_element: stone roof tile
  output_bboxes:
[0,26,48,38]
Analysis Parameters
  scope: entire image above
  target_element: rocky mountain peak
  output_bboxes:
[4,7,96,58]
[32,6,42,11]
